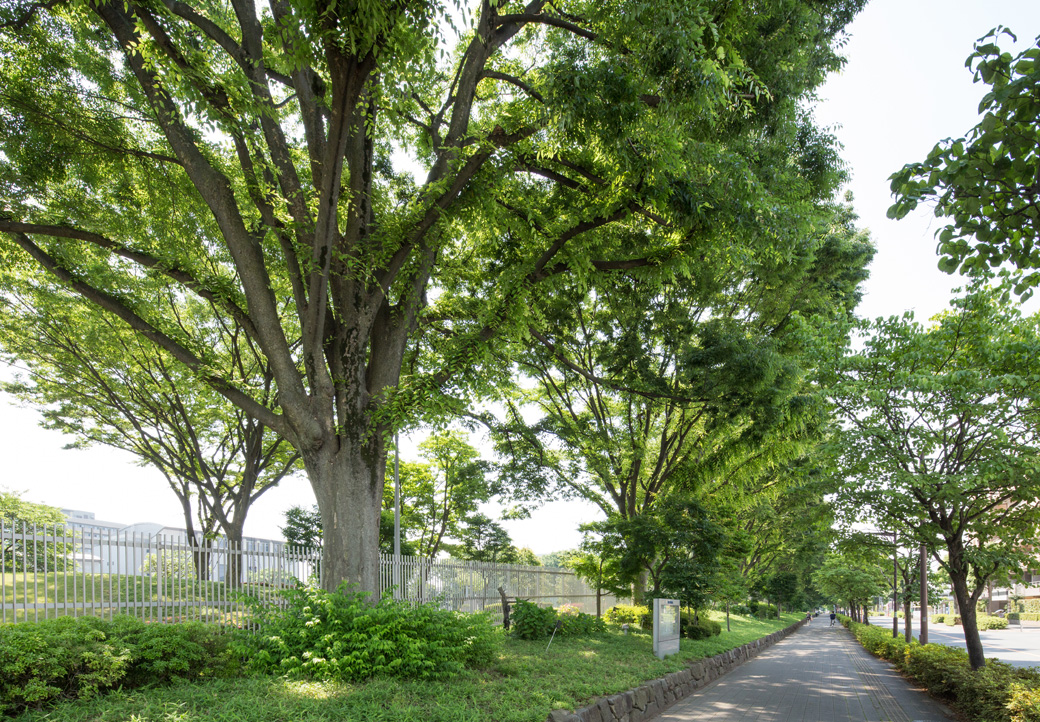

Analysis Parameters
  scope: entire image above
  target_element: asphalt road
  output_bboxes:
[870,615,1040,669]
[656,620,956,722]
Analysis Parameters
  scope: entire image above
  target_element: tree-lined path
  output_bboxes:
[654,622,954,722]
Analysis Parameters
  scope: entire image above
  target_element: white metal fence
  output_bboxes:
[1,521,618,627]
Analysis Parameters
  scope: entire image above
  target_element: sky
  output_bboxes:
[3,0,1040,554]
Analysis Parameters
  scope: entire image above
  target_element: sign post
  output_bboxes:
[653,598,681,659]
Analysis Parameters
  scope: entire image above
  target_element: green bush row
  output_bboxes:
[510,600,606,640]
[1018,599,1040,614]
[234,583,498,681]
[0,615,233,716]
[1008,613,1040,622]
[601,604,722,639]
[604,604,651,629]
[681,616,723,640]
[839,616,1040,721]
[749,602,777,619]
[980,615,1010,630]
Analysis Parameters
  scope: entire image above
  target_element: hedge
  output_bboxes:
[980,615,1010,630]
[838,615,1040,722]
[0,615,234,716]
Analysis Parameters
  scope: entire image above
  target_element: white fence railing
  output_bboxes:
[1,521,618,627]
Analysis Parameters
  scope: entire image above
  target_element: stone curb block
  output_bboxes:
[546,618,807,722]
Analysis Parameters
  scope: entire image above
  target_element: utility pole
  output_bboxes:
[920,542,928,645]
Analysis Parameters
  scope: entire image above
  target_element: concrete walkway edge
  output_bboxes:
[546,619,808,722]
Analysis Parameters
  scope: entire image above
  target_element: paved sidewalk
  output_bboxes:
[653,620,956,722]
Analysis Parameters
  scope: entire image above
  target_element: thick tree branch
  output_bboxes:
[6,230,289,437]
[0,219,260,340]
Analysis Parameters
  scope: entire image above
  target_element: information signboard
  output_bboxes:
[653,598,681,659]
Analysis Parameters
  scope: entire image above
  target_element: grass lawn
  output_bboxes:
[13,611,801,722]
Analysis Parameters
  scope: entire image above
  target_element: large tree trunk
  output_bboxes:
[308,439,386,597]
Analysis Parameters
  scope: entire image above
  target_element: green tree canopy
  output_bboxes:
[816,284,1040,668]
[581,493,726,606]
[813,553,887,618]
[889,28,1040,295]
[479,198,871,606]
[0,286,300,580]
[0,0,865,594]
[0,489,72,572]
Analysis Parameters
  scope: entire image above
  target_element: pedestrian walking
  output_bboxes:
[829,611,836,626]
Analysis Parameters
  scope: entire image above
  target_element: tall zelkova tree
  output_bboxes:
[889,29,1040,295]
[816,285,1040,670]
[0,0,866,594]
[0,289,299,580]
[481,201,872,553]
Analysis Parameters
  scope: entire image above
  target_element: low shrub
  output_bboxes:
[750,602,777,620]
[979,615,1010,630]
[729,603,751,615]
[0,615,231,716]
[234,583,498,682]
[1013,613,1040,622]
[955,660,1040,722]
[556,604,606,637]
[901,642,968,699]
[682,617,722,640]
[932,614,946,624]
[945,615,961,626]
[513,600,605,639]
[511,599,559,640]
[1007,683,1040,722]
[604,604,651,630]
[842,615,1040,722]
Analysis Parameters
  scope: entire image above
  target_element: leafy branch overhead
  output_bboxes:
[889,28,1040,295]
[0,0,868,593]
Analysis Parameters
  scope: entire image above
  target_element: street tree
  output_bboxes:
[410,430,497,561]
[0,490,72,572]
[725,458,837,591]
[0,0,866,594]
[568,530,631,617]
[817,284,1040,669]
[889,29,1040,295]
[582,494,726,606]
[813,553,887,621]
[452,512,526,563]
[481,200,872,603]
[0,289,299,581]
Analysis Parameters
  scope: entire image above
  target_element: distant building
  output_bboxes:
[59,509,306,583]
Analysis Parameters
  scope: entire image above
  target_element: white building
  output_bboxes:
[60,509,312,583]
